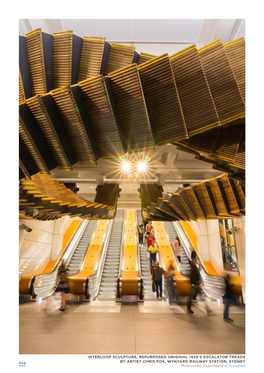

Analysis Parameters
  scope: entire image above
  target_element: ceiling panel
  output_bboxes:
[62,19,133,40]
[132,19,203,42]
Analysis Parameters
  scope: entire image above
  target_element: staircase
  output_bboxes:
[97,209,124,300]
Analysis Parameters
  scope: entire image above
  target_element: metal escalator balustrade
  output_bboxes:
[66,220,98,275]
[164,221,191,277]
[137,210,153,299]
[97,209,124,300]
[173,221,225,301]
[32,219,89,300]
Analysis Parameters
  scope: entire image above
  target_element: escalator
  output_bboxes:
[66,220,98,275]
[163,221,191,277]
[173,221,225,301]
[96,209,124,300]
[137,210,153,299]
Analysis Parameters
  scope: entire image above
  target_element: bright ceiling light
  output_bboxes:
[121,161,131,172]
[138,162,147,172]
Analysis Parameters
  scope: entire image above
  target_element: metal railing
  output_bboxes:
[135,210,143,300]
[116,210,126,300]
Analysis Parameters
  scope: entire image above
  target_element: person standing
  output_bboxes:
[56,264,70,311]
[173,237,182,263]
[146,221,153,235]
[187,257,212,315]
[152,261,166,299]
[165,261,176,309]
[138,226,144,246]
[148,243,158,271]
[145,221,153,242]
[223,274,234,322]
[146,231,156,248]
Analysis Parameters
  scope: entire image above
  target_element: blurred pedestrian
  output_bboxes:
[173,237,182,263]
[56,264,70,311]
[165,261,176,309]
[223,274,235,322]
[190,245,197,260]
[150,261,155,275]
[152,261,166,299]
[187,257,212,315]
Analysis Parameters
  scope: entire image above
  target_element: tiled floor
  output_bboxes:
[19,299,245,355]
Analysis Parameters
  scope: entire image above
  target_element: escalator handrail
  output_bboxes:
[135,210,142,278]
[63,220,91,270]
[118,209,126,280]
[151,222,166,272]
[162,222,182,275]
[173,221,225,281]
[77,220,100,273]
[173,221,226,298]
[30,219,88,297]
[135,210,143,298]
[88,219,114,300]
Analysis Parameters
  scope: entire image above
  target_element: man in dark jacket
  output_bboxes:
[187,257,212,315]
[223,274,235,322]
[152,261,166,299]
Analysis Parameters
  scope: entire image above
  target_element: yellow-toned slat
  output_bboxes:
[219,174,240,214]
[196,183,216,218]
[138,54,187,144]
[224,38,245,103]
[104,43,135,76]
[19,69,26,104]
[53,30,73,89]
[25,95,72,169]
[170,44,220,137]
[19,116,49,173]
[108,64,154,152]
[77,36,105,81]
[137,52,157,65]
[185,188,205,219]
[25,28,47,96]
[50,86,97,165]
[207,178,229,216]
[79,75,124,158]
[198,39,245,126]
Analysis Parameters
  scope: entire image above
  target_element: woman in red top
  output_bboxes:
[146,231,156,247]
[146,221,152,236]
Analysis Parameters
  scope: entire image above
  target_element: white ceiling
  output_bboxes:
[19,18,245,55]
[19,19,245,209]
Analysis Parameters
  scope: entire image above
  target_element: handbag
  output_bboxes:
[152,282,156,292]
